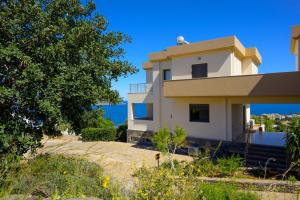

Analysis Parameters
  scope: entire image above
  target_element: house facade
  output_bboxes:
[127,26,300,144]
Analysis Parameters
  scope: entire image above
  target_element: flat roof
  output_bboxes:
[143,36,261,69]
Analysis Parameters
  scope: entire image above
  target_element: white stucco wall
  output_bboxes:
[242,58,258,75]
[231,54,242,75]
[171,50,232,80]
[146,69,153,83]
[169,98,228,141]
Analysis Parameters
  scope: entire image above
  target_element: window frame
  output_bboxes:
[163,69,172,81]
[189,104,210,123]
[191,63,208,78]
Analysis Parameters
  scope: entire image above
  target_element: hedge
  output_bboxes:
[81,127,116,141]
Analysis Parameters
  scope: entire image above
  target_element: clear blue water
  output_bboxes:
[249,132,286,146]
[95,102,300,126]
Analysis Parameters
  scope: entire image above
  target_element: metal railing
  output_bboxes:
[129,83,153,94]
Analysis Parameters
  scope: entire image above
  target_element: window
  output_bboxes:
[163,69,171,80]
[192,63,208,78]
[189,104,209,122]
[132,103,153,120]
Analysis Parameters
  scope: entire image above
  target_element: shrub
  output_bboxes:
[152,126,187,170]
[116,123,127,142]
[81,127,116,141]
[78,110,103,130]
[200,183,259,200]
[98,116,114,129]
[216,155,244,176]
[286,117,300,163]
[0,154,113,199]
[133,166,259,200]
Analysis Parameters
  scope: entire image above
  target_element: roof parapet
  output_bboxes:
[147,36,262,66]
[291,25,300,54]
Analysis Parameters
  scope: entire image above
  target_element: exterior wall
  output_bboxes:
[231,54,242,75]
[146,69,153,83]
[297,40,300,71]
[128,93,156,131]
[231,104,244,141]
[242,58,258,75]
[169,98,228,141]
[171,50,232,79]
[129,47,261,142]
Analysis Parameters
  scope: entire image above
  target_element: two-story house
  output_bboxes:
[127,25,300,145]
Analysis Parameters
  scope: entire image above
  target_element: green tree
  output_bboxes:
[263,117,275,132]
[152,126,187,170]
[0,0,136,155]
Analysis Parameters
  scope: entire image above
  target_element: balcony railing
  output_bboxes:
[129,83,153,94]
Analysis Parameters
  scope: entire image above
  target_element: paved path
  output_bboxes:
[39,135,192,184]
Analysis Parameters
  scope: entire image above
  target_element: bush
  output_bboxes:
[81,127,116,141]
[116,124,127,142]
[200,183,259,200]
[133,166,259,200]
[0,154,116,199]
[216,155,244,176]
[98,116,114,129]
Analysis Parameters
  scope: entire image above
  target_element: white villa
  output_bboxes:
[127,25,300,144]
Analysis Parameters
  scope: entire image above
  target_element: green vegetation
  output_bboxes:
[152,126,187,170]
[134,166,259,200]
[0,154,123,199]
[81,127,116,141]
[0,0,136,157]
[286,117,300,167]
[79,110,117,141]
[0,154,259,200]
[116,120,128,142]
[200,183,259,200]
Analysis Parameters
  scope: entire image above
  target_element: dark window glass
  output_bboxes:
[192,63,208,78]
[163,69,171,80]
[189,104,209,122]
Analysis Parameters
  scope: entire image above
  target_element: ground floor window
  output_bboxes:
[189,104,209,122]
[132,103,153,120]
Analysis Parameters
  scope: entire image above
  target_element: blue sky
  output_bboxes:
[95,0,300,100]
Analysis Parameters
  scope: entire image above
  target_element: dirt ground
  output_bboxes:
[39,135,191,185]
[39,135,299,200]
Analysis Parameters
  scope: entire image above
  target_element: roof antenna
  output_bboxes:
[176,36,189,45]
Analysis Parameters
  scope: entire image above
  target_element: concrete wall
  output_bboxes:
[128,93,156,131]
[242,58,258,75]
[169,98,228,140]
[146,69,153,83]
[231,104,244,141]
[129,48,261,141]
[231,54,242,75]
[171,50,232,79]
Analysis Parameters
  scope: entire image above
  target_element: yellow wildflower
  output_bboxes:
[102,176,110,188]
[63,171,67,175]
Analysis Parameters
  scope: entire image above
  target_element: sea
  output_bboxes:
[94,102,300,126]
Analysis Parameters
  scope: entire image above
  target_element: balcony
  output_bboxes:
[163,71,300,103]
[129,83,153,94]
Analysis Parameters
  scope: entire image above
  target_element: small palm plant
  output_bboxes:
[285,117,300,169]
[152,126,187,170]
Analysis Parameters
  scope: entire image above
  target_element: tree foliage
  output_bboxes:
[0,0,136,155]
[152,126,187,170]
[286,117,300,164]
